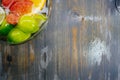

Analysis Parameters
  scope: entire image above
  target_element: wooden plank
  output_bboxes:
[0,0,120,80]
[0,29,47,80]
[46,0,120,80]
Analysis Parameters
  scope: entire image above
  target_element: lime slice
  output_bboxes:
[7,28,31,44]
[0,20,14,36]
[31,0,46,10]
[32,14,47,26]
[0,7,5,25]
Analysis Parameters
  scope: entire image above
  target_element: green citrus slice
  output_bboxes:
[32,14,47,26]
[0,20,14,36]
[7,28,31,44]
[17,15,39,33]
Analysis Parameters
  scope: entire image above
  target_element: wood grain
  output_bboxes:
[0,0,120,80]
[46,0,119,80]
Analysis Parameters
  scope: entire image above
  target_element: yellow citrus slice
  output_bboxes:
[32,14,47,26]
[0,7,5,25]
[31,0,46,10]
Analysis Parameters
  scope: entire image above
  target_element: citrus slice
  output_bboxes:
[31,0,46,10]
[7,28,31,44]
[6,13,20,25]
[0,20,14,36]
[2,0,12,8]
[0,7,5,25]
[17,15,39,33]
[2,0,23,8]
[32,14,47,26]
[9,0,33,16]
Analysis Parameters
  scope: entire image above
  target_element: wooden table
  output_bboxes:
[0,0,120,80]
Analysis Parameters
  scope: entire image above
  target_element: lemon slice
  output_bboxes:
[31,0,46,10]
[0,7,5,25]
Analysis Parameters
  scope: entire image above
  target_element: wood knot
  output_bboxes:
[6,55,12,63]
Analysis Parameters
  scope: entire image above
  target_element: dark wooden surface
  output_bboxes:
[0,0,120,80]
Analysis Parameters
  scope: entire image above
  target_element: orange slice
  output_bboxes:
[31,0,46,10]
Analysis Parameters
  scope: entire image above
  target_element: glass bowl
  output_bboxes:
[0,0,52,45]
